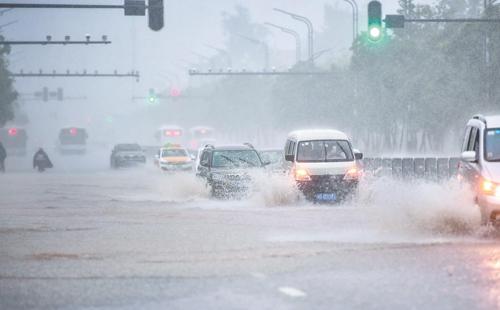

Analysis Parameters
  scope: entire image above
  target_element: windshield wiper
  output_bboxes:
[237,157,256,167]
[220,155,239,166]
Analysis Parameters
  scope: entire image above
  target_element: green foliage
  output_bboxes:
[0,37,16,127]
[182,3,500,154]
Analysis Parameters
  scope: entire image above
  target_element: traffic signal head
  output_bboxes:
[170,87,181,98]
[148,88,157,104]
[368,1,382,42]
[148,0,164,31]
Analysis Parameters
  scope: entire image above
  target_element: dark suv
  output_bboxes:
[196,144,268,198]
[110,143,146,168]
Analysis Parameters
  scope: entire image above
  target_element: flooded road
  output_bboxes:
[1,169,499,309]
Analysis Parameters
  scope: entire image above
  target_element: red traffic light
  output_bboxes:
[8,128,18,136]
[170,88,181,97]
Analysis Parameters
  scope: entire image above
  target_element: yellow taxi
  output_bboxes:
[155,144,194,172]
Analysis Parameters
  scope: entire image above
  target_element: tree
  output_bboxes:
[221,5,270,69]
[0,38,17,127]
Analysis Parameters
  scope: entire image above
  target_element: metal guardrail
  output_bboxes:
[361,157,460,180]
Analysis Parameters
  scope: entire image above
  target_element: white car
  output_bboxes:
[459,114,500,226]
[284,129,363,203]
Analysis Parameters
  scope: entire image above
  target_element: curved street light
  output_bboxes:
[264,22,301,64]
[343,0,358,42]
[273,8,314,65]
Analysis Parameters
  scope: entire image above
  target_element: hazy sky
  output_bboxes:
[1,0,434,140]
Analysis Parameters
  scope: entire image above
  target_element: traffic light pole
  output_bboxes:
[385,14,500,28]
[0,3,130,9]
[0,40,111,45]
[0,1,164,31]
[10,71,140,80]
[405,18,500,23]
[189,71,333,76]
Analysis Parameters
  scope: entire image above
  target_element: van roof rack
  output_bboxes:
[473,114,487,125]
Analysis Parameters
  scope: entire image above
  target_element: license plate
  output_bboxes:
[315,193,336,201]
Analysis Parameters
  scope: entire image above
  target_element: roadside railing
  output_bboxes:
[361,157,461,180]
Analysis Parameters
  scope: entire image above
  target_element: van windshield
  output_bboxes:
[485,129,500,161]
[297,140,353,163]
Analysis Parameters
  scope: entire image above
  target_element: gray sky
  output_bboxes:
[1,0,433,141]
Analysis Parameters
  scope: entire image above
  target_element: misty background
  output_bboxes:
[1,0,496,156]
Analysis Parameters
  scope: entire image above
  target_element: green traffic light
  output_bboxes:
[148,88,157,104]
[369,26,382,41]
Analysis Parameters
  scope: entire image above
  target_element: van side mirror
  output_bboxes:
[285,154,294,162]
[353,149,363,160]
[461,151,477,163]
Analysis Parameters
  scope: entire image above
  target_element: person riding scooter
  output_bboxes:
[33,148,53,172]
[0,142,6,173]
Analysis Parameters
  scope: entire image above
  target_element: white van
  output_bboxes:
[284,129,363,202]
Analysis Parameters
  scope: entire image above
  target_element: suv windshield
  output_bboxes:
[212,150,262,168]
[297,140,353,162]
[162,149,188,157]
[116,144,141,151]
[485,129,500,161]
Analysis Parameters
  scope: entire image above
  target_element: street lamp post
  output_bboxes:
[235,34,269,69]
[343,0,359,42]
[273,8,314,65]
[264,22,301,64]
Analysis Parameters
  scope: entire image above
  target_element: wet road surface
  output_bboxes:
[1,168,499,309]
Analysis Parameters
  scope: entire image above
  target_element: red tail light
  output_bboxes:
[165,130,181,137]
[8,128,18,136]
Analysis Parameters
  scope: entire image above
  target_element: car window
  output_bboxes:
[200,151,210,166]
[462,126,471,152]
[467,127,478,152]
[297,140,353,162]
[484,128,500,161]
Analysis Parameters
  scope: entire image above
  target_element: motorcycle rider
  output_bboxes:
[33,148,53,172]
[0,142,6,173]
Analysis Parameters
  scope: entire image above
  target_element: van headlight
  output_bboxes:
[295,168,311,181]
[343,167,361,181]
[481,179,500,197]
